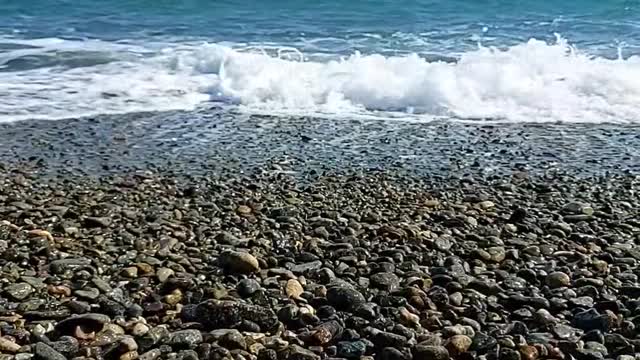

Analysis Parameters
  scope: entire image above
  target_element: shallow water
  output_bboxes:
[2,1,640,123]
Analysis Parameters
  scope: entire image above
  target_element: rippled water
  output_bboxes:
[2,1,640,123]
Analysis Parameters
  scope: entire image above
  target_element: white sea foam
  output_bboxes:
[1,35,640,123]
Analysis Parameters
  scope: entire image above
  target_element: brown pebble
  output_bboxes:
[237,205,252,214]
[219,251,260,274]
[27,229,54,241]
[285,279,304,300]
[409,295,426,309]
[135,263,155,275]
[520,345,539,360]
[547,347,565,359]
[314,286,327,298]
[399,307,420,328]
[605,309,620,328]
[0,337,21,353]
[445,335,472,355]
[164,289,183,306]
[310,320,342,345]
[48,285,72,297]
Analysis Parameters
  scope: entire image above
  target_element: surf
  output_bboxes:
[1,35,639,123]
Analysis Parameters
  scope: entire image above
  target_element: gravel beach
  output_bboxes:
[0,115,640,360]
[4,0,640,357]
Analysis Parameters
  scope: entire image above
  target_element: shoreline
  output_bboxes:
[1,111,640,179]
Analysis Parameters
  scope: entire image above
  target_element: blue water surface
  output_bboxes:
[2,1,640,123]
[2,0,639,55]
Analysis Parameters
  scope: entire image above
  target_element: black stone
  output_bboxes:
[573,309,610,332]
[336,341,367,359]
[326,286,366,311]
[373,331,407,349]
[237,279,261,297]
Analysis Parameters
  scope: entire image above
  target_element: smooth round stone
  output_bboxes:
[237,279,261,297]
[132,323,150,337]
[546,272,571,288]
[219,251,260,274]
[446,335,472,356]
[326,286,365,311]
[370,272,400,291]
[119,337,139,352]
[156,268,175,282]
[0,338,21,353]
[563,202,593,215]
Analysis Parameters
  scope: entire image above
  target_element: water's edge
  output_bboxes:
[2,110,639,179]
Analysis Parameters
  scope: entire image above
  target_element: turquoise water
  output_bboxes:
[2,1,640,122]
[3,1,639,53]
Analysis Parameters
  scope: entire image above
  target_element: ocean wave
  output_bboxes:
[1,35,640,123]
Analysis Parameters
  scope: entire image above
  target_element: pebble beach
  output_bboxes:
[1,115,639,360]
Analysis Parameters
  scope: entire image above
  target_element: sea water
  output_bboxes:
[1,0,640,123]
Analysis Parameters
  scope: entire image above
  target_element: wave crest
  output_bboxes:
[205,35,640,122]
[1,35,640,123]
